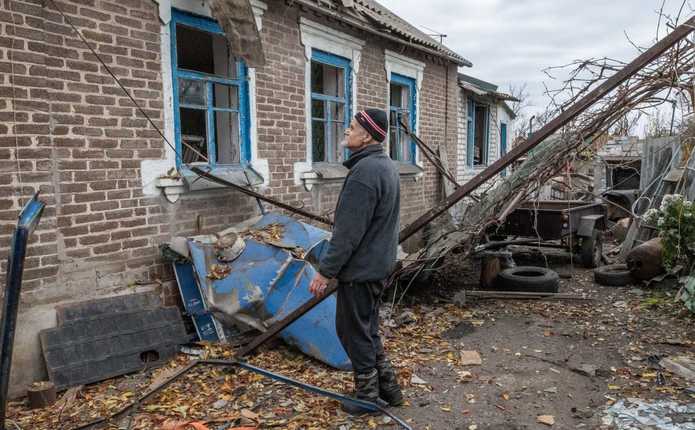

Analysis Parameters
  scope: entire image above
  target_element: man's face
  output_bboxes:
[343,119,372,151]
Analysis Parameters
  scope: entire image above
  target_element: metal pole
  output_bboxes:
[0,229,28,429]
[0,195,44,430]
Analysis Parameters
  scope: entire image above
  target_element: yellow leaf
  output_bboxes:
[440,405,451,412]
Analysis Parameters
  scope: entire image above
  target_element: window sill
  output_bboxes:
[155,166,264,203]
[299,161,424,190]
[397,162,423,178]
[301,163,349,191]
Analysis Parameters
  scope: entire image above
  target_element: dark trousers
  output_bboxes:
[335,280,386,373]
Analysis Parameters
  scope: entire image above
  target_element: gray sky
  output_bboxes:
[379,0,690,116]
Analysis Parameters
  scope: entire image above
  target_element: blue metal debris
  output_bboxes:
[1,193,45,428]
[173,262,222,342]
[181,213,351,370]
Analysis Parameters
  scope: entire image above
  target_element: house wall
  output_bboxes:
[0,0,459,395]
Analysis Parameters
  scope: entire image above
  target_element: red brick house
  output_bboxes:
[0,0,469,394]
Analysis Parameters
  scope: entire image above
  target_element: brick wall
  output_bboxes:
[0,0,460,395]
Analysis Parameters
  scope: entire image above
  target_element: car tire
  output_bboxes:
[594,264,633,287]
[579,230,603,268]
[494,266,560,293]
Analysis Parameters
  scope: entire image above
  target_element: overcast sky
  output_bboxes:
[379,0,691,117]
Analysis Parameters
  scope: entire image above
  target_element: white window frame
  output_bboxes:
[142,0,269,197]
[294,18,364,185]
[384,50,424,168]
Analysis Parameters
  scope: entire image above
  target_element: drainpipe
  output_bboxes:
[528,115,535,137]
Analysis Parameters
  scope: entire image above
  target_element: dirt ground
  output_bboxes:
[7,248,695,430]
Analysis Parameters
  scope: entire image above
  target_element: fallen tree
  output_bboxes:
[396,12,695,282]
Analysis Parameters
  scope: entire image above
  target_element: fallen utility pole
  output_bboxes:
[190,166,333,226]
[235,19,695,363]
[398,16,695,244]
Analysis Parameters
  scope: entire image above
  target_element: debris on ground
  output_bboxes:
[660,356,695,382]
[602,398,695,429]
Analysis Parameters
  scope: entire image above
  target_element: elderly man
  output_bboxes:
[309,108,403,414]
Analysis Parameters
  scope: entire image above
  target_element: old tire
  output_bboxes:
[579,230,603,269]
[495,266,560,293]
[594,264,633,287]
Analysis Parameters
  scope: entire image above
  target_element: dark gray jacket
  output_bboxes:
[318,144,400,282]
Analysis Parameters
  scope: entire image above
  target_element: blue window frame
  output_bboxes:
[310,49,352,163]
[466,98,489,167]
[500,122,508,177]
[389,73,417,163]
[170,9,250,168]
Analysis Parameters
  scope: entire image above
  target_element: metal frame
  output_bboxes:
[310,49,352,163]
[170,9,251,168]
[389,72,417,163]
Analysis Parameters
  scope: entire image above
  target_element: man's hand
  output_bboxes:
[309,272,330,297]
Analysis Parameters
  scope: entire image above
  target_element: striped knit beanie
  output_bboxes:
[355,109,388,143]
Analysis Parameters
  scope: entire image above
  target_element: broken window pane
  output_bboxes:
[312,100,325,119]
[328,101,344,123]
[474,104,488,165]
[215,111,240,164]
[312,119,326,162]
[390,83,407,108]
[399,111,411,162]
[180,107,208,163]
[389,80,414,162]
[311,61,344,98]
[179,78,206,106]
[213,83,238,110]
[332,121,345,162]
[389,110,398,159]
[176,24,237,79]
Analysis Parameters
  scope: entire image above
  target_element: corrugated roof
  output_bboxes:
[298,0,472,66]
[459,73,519,103]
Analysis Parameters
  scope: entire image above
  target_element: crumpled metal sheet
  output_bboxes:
[187,213,351,369]
[208,0,265,67]
[603,398,695,429]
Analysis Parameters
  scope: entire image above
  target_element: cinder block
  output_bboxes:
[40,306,187,389]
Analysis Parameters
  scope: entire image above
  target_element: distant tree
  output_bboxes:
[506,83,531,139]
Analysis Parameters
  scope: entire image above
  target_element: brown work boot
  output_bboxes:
[341,369,380,415]
[376,360,404,406]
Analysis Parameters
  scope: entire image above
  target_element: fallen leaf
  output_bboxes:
[460,350,482,366]
[537,415,555,426]
[241,408,259,421]
[410,374,428,385]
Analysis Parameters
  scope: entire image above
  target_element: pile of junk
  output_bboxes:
[164,212,349,369]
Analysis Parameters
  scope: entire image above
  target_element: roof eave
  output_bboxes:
[295,0,472,67]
